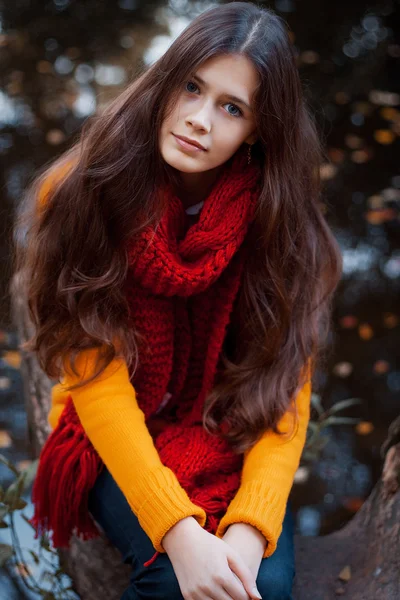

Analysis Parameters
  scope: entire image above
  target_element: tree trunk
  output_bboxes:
[294,436,400,599]
[10,271,400,600]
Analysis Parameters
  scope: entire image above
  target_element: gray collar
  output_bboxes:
[185,200,205,215]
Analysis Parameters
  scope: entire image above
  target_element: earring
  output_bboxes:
[247,144,252,165]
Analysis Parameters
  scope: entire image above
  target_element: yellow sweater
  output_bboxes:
[39,164,312,559]
[49,352,311,560]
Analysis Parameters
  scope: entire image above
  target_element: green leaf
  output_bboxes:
[310,393,324,416]
[1,461,38,511]
[40,535,51,551]
[41,571,56,585]
[324,416,362,426]
[29,549,40,565]
[21,513,36,529]
[14,498,27,510]
[4,471,29,510]
[303,432,329,457]
[0,543,14,566]
[302,449,319,461]
[16,471,28,495]
[307,421,320,433]
[327,398,363,414]
[19,459,39,490]
[0,454,19,476]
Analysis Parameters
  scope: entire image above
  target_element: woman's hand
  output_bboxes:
[222,523,266,582]
[162,517,263,600]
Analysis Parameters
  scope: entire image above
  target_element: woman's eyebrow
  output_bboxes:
[190,73,252,112]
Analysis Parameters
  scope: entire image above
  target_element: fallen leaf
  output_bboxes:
[333,362,353,377]
[373,360,390,374]
[46,129,66,145]
[7,80,22,95]
[338,565,352,582]
[353,101,373,115]
[365,208,397,224]
[342,497,364,511]
[16,459,33,472]
[335,92,350,105]
[351,149,372,163]
[36,60,53,74]
[0,431,12,448]
[339,315,358,329]
[355,421,374,435]
[383,313,399,328]
[367,195,384,209]
[2,351,21,369]
[380,107,400,122]
[374,129,396,144]
[369,90,400,106]
[382,187,400,201]
[0,377,11,390]
[359,324,373,340]
[345,134,363,149]
[390,122,400,135]
[0,34,10,48]
[320,163,337,180]
[65,46,80,59]
[300,50,320,64]
[328,148,346,164]
[335,587,346,596]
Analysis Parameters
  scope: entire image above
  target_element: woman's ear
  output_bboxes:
[245,133,258,146]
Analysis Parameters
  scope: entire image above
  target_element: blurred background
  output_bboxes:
[0,0,399,597]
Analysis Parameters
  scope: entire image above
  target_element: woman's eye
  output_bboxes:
[184,81,243,118]
[185,81,198,93]
[225,104,242,118]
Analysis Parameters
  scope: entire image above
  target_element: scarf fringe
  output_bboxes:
[31,395,103,548]
[143,551,160,567]
[31,396,161,567]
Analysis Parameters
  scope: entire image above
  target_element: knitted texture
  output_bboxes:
[31,145,263,564]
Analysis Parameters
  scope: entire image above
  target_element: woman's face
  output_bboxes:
[159,53,259,175]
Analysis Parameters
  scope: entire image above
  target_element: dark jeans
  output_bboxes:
[88,467,295,599]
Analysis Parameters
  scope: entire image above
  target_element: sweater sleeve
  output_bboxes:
[49,348,207,553]
[214,366,312,558]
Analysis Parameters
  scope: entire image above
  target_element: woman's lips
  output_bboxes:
[172,133,205,152]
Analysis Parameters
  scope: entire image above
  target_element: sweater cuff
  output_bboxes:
[214,481,287,558]
[133,467,207,553]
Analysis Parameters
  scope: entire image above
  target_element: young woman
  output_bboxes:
[15,2,342,599]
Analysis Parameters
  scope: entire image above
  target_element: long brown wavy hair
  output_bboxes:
[13,2,342,454]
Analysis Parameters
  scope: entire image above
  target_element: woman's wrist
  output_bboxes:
[162,516,201,553]
[224,523,267,554]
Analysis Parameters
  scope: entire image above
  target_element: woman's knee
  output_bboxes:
[256,560,295,600]
[123,557,184,600]
[137,575,183,600]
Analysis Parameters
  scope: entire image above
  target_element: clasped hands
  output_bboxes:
[222,522,266,584]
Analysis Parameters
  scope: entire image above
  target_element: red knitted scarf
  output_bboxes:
[31,146,262,567]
